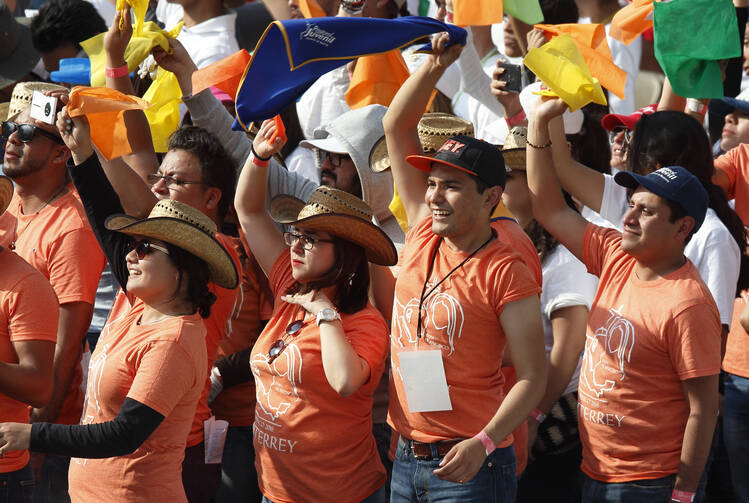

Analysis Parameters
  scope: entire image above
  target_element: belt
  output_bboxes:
[406,438,464,460]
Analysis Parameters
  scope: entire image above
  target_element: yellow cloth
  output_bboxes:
[81,21,183,87]
[142,68,182,153]
[491,201,516,220]
[299,0,326,18]
[389,183,409,233]
[453,0,503,26]
[67,86,151,160]
[116,0,148,34]
[523,34,607,111]
[346,50,410,109]
[535,23,626,99]
[610,0,653,46]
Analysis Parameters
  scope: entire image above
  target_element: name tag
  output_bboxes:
[398,349,452,413]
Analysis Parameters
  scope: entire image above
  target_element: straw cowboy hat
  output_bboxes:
[105,199,239,289]
[270,185,397,266]
[0,176,13,216]
[501,127,527,172]
[369,112,474,173]
[7,82,68,120]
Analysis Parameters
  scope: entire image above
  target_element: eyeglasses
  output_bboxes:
[127,239,170,259]
[283,231,334,250]
[146,173,206,188]
[268,320,305,363]
[2,121,64,145]
[608,126,633,145]
[322,151,350,168]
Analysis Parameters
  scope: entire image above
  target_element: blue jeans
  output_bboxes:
[390,436,517,503]
[581,473,675,503]
[212,426,261,503]
[723,372,749,502]
[261,484,385,503]
[0,464,34,503]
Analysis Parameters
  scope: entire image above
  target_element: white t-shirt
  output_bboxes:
[541,245,598,396]
[599,174,740,325]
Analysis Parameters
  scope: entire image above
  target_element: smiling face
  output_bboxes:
[125,236,181,303]
[288,228,337,283]
[720,108,749,152]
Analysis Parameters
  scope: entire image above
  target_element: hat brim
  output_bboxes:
[369,136,390,173]
[270,195,397,266]
[721,97,749,113]
[0,177,13,216]
[104,215,239,289]
[300,136,349,154]
[0,19,40,89]
[406,154,477,179]
[601,113,636,131]
[501,148,526,171]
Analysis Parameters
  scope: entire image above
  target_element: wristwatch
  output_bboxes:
[316,307,341,326]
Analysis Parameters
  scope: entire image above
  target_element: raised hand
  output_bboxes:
[56,106,93,165]
[105,9,133,67]
[252,118,287,161]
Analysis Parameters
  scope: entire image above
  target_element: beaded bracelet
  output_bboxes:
[526,139,552,149]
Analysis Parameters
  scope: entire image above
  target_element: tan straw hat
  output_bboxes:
[0,176,13,216]
[7,82,68,120]
[501,127,527,171]
[270,186,397,266]
[0,102,9,122]
[104,200,239,289]
[370,113,474,173]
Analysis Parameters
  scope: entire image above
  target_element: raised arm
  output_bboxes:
[526,99,589,261]
[383,32,462,228]
[234,119,287,276]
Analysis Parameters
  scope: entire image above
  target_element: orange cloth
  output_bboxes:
[714,143,749,224]
[251,249,388,503]
[346,50,410,109]
[579,224,721,482]
[535,23,626,99]
[67,305,207,502]
[0,249,59,473]
[0,189,106,425]
[211,234,273,426]
[191,50,251,100]
[610,0,654,46]
[299,0,326,18]
[388,216,541,444]
[67,86,151,160]
[453,0,503,26]
[723,293,749,378]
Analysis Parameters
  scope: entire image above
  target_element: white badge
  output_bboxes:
[29,91,58,125]
[398,349,452,413]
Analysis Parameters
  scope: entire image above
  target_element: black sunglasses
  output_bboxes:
[2,121,64,145]
[127,239,170,260]
[268,320,305,363]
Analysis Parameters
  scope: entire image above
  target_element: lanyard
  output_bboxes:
[416,233,494,339]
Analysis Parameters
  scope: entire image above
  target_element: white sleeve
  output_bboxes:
[605,27,641,116]
[598,174,628,230]
[455,28,505,118]
[542,247,598,319]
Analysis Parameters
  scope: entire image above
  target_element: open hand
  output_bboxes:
[281,290,334,316]
[252,118,286,160]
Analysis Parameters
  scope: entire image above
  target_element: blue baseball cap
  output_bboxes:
[614,166,708,232]
[50,58,90,85]
[720,88,749,113]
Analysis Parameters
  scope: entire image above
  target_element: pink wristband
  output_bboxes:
[671,490,695,502]
[474,431,496,456]
[529,408,546,423]
[105,64,129,78]
[505,109,526,128]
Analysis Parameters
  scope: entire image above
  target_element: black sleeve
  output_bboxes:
[30,398,164,458]
[724,7,748,99]
[67,155,131,292]
[215,347,254,388]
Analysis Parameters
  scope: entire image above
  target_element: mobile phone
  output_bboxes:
[496,62,522,94]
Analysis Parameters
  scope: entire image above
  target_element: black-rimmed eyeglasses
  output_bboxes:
[147,173,206,188]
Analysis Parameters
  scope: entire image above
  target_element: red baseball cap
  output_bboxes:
[601,104,658,131]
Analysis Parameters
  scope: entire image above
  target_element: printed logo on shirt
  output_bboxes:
[579,307,635,405]
[300,23,336,47]
[392,287,465,356]
[252,345,303,421]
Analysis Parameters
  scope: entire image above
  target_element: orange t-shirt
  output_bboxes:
[714,143,749,224]
[251,249,388,503]
[722,292,749,378]
[388,216,541,445]
[0,188,106,425]
[0,248,59,473]
[186,233,241,446]
[579,224,721,483]
[211,233,272,427]
[67,304,207,503]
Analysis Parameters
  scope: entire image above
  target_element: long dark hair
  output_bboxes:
[165,243,217,319]
[630,111,749,293]
[285,238,370,314]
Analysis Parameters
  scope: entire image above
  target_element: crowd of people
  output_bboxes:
[0,0,748,502]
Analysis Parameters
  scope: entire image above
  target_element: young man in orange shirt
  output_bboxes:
[384,33,547,502]
[527,99,720,503]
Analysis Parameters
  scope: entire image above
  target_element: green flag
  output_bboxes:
[505,0,543,25]
[654,0,740,98]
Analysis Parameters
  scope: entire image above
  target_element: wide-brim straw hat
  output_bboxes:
[104,199,239,289]
[370,113,474,173]
[270,185,397,266]
[501,126,527,171]
[0,176,13,216]
[0,102,9,122]
[7,82,68,120]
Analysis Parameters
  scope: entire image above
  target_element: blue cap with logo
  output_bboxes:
[614,166,708,231]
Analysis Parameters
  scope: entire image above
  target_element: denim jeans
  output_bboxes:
[212,426,261,503]
[32,454,70,503]
[0,464,34,503]
[261,483,386,503]
[723,372,749,502]
[390,436,517,503]
[581,473,675,503]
